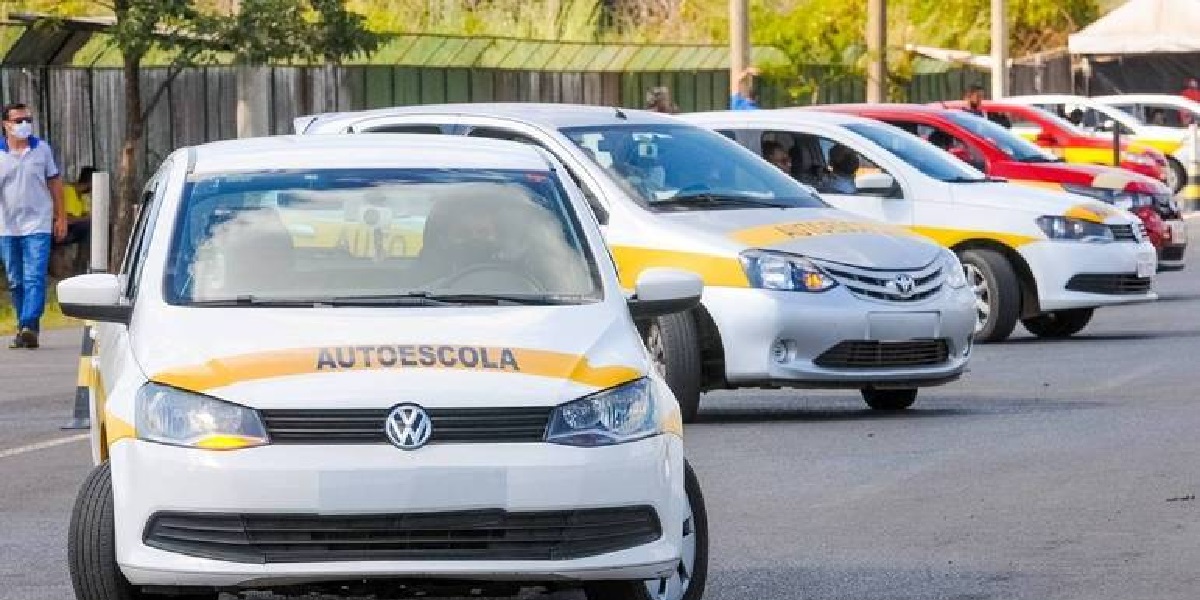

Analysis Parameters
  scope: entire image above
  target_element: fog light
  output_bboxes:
[771,340,791,363]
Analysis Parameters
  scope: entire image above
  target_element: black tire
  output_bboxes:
[68,463,144,600]
[1022,308,1094,338]
[862,387,918,410]
[646,312,703,423]
[69,463,218,600]
[585,461,709,600]
[958,248,1021,343]
[1167,156,1186,194]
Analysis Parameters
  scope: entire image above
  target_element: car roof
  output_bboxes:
[1094,93,1194,104]
[300,103,683,133]
[681,109,873,127]
[187,134,553,175]
[1006,94,1092,104]
[817,103,955,117]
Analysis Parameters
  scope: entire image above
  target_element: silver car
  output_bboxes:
[296,104,977,419]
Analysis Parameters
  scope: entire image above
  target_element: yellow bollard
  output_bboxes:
[1181,123,1200,214]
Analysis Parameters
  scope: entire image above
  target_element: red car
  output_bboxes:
[937,100,1170,185]
[820,104,1186,271]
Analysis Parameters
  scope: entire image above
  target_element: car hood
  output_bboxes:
[131,303,647,409]
[1006,162,1167,192]
[950,182,1137,225]
[658,207,942,269]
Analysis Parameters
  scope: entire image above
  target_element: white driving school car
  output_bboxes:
[60,135,709,600]
[681,110,1158,342]
[297,104,977,419]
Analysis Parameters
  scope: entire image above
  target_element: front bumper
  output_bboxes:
[110,437,685,588]
[701,285,975,387]
[1019,240,1158,311]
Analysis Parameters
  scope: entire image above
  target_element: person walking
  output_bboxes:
[0,103,66,349]
[730,67,761,110]
[962,84,987,117]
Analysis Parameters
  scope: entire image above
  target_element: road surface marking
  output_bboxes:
[0,434,89,460]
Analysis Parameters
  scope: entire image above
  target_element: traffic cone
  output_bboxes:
[60,323,94,430]
[1181,124,1200,214]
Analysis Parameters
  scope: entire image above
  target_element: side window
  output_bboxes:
[468,126,609,224]
[120,172,168,300]
[814,135,895,197]
[361,124,447,135]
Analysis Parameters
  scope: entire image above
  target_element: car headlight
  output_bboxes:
[1120,151,1156,167]
[739,249,837,292]
[942,250,967,289]
[136,383,270,450]
[1035,216,1115,243]
[545,378,662,447]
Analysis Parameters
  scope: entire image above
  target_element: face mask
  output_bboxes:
[10,122,32,140]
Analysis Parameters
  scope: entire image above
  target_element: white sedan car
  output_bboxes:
[682,110,1158,342]
[60,134,708,600]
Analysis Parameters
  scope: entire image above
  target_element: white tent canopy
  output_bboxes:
[1069,0,1200,55]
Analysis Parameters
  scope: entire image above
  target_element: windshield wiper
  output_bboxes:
[653,193,791,210]
[945,177,991,183]
[189,296,332,307]
[327,292,581,306]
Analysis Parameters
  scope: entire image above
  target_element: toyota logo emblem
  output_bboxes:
[384,404,433,450]
[891,274,916,297]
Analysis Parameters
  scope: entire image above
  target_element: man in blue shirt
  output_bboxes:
[0,103,66,349]
[730,67,760,110]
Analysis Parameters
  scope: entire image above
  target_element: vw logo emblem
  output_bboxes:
[891,274,916,297]
[384,404,433,450]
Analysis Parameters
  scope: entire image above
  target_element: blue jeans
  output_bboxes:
[0,233,52,332]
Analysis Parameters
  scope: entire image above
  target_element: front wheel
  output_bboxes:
[958,249,1021,343]
[862,387,918,410]
[585,461,709,600]
[1167,156,1186,194]
[646,313,703,423]
[1022,308,1094,338]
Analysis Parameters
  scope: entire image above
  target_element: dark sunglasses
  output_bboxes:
[6,117,32,124]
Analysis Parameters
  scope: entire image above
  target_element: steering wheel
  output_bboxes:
[434,262,546,294]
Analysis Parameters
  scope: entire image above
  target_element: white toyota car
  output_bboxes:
[60,134,708,600]
[682,110,1158,342]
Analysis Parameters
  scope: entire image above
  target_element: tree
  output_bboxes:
[99,0,379,267]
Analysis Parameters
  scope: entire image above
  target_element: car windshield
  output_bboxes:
[165,169,601,306]
[843,122,989,182]
[944,111,1058,163]
[560,123,827,211]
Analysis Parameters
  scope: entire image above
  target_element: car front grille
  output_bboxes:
[1110,224,1141,242]
[1160,245,1186,262]
[814,258,945,303]
[814,339,951,369]
[143,507,662,564]
[1065,273,1152,295]
[260,407,551,445]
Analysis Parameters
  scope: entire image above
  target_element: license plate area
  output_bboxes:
[867,312,940,340]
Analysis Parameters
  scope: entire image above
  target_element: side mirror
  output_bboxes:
[855,172,897,196]
[57,274,131,324]
[1101,119,1116,132]
[627,268,703,320]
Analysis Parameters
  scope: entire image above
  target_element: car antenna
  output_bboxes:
[614,107,627,120]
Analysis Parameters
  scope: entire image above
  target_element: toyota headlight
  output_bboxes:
[739,250,837,292]
[1035,216,1114,243]
[136,383,270,450]
[942,250,967,289]
[545,378,663,447]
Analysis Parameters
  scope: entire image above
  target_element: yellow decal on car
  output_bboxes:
[908,226,1039,248]
[153,346,643,392]
[610,245,749,288]
[1064,203,1119,224]
[730,220,907,247]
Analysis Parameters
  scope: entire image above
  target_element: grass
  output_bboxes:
[0,283,81,336]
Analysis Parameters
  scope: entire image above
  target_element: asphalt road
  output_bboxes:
[4,220,1200,600]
